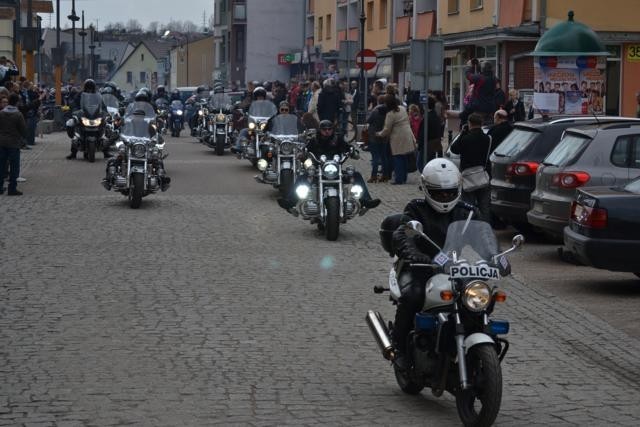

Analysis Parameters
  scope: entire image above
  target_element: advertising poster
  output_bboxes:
[533,56,606,115]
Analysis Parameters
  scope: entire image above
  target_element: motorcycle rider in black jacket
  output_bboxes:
[277,119,380,212]
[386,158,469,370]
[65,79,111,159]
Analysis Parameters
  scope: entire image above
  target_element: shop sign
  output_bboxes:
[626,45,640,62]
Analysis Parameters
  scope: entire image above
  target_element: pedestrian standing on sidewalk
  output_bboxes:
[0,56,19,87]
[0,93,27,196]
[19,80,41,147]
[375,94,416,185]
[366,95,390,182]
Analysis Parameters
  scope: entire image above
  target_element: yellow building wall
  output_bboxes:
[365,0,391,51]
[437,0,496,35]
[314,0,337,52]
[545,1,638,32]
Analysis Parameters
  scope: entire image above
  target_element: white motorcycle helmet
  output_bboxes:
[420,158,462,213]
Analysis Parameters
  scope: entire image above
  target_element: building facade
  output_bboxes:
[109,42,159,94]
[169,35,215,89]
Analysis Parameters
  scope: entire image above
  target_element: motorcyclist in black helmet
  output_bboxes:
[169,89,181,102]
[66,79,108,159]
[232,86,270,153]
[383,158,470,371]
[277,119,381,213]
[188,86,208,135]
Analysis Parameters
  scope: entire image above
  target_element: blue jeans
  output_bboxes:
[393,154,408,184]
[370,142,392,179]
[0,147,21,193]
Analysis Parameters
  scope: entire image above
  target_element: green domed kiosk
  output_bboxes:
[533,11,609,57]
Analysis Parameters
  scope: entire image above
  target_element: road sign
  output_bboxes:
[356,49,377,70]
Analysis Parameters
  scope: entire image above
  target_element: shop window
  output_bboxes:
[367,2,374,30]
[470,0,483,10]
[448,0,459,14]
[380,0,388,28]
[326,14,332,39]
[318,16,323,41]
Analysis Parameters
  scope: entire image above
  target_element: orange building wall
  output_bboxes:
[621,44,640,117]
[546,1,638,32]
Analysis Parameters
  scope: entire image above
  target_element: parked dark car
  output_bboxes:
[563,176,640,278]
[489,116,640,233]
[528,122,640,239]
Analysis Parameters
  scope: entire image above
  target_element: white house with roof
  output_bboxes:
[109,41,159,94]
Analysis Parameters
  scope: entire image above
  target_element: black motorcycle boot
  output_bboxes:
[160,176,171,192]
[392,304,413,371]
[66,149,77,160]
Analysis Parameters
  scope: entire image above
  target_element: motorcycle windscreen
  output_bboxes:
[441,220,500,264]
[102,94,120,115]
[209,93,233,110]
[270,114,300,138]
[248,100,277,121]
[155,97,170,109]
[125,101,156,119]
[81,93,102,118]
[121,116,153,138]
[171,100,184,109]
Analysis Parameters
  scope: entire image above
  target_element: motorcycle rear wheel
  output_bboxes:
[393,364,424,395]
[325,197,340,241]
[455,344,502,427]
[87,141,96,163]
[129,173,144,209]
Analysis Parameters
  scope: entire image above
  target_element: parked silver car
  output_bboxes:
[527,122,640,239]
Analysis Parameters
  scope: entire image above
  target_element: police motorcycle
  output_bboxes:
[154,97,170,135]
[66,92,106,163]
[242,100,277,166]
[169,100,184,137]
[205,92,234,155]
[290,135,366,241]
[101,101,170,209]
[255,114,303,196]
[102,93,122,148]
[367,212,524,426]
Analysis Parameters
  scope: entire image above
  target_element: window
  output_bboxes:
[448,0,459,14]
[235,29,245,63]
[629,136,640,169]
[611,136,631,167]
[140,72,146,84]
[379,0,387,28]
[367,1,374,30]
[470,0,483,10]
[234,4,246,21]
[141,53,144,61]
[318,16,323,41]
[544,134,592,168]
[326,14,332,39]
[126,71,132,84]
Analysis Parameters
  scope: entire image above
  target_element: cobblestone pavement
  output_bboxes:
[1,133,640,426]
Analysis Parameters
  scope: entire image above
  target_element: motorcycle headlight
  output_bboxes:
[81,117,102,126]
[295,184,310,200]
[303,158,313,169]
[350,184,363,199]
[322,162,339,179]
[257,158,268,171]
[248,122,256,130]
[463,281,492,312]
[176,110,183,116]
[217,113,226,121]
[280,142,293,155]
[198,110,204,116]
[132,143,147,158]
[259,122,267,131]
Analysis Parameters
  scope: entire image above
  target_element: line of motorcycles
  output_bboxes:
[189,92,239,155]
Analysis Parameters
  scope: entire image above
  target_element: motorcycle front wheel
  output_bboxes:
[129,173,144,209]
[279,169,294,197]
[455,344,502,427]
[87,141,96,163]
[325,197,340,241]
[215,134,225,156]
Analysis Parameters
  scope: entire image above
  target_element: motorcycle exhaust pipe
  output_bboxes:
[365,310,395,361]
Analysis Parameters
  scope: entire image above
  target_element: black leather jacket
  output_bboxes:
[307,133,350,158]
[392,198,468,262]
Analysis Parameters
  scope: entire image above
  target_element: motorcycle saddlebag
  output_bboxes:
[379,213,411,257]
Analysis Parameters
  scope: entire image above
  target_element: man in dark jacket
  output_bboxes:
[317,79,343,124]
[0,93,27,195]
[487,109,512,154]
[366,95,390,182]
[450,113,491,222]
[417,96,445,168]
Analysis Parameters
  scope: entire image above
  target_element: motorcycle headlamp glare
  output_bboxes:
[295,184,310,200]
[303,158,313,169]
[259,122,267,131]
[217,113,226,121]
[132,143,147,158]
[257,159,268,171]
[81,117,102,126]
[198,110,204,116]
[350,184,364,199]
[176,110,183,116]
[322,163,339,179]
[248,122,256,130]
[463,281,492,312]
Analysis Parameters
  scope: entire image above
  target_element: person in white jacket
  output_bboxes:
[307,81,322,122]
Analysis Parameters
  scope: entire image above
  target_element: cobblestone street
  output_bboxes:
[2,133,640,426]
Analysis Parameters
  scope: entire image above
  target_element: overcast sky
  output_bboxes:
[42,0,213,30]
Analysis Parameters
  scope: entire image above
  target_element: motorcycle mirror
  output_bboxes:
[407,220,424,234]
[512,234,525,249]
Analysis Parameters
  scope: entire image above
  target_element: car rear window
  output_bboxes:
[492,128,539,157]
[543,133,591,167]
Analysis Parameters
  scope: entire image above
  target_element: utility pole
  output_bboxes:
[14,0,22,75]
[25,0,35,81]
[54,0,62,105]
[79,10,87,79]
[357,0,366,125]
[67,0,80,84]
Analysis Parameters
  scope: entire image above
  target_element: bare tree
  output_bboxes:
[126,19,142,33]
[147,21,159,35]
[183,20,198,33]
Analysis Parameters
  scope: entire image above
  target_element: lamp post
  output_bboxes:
[357,0,366,125]
[53,0,63,105]
[88,25,96,79]
[67,0,80,84]
[79,10,87,79]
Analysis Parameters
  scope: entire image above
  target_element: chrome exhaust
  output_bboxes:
[365,310,395,360]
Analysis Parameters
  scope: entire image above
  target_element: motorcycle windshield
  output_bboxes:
[171,100,184,110]
[81,93,102,117]
[209,93,233,110]
[441,220,500,265]
[248,100,277,122]
[125,101,156,119]
[155,97,170,109]
[121,101,156,138]
[270,115,299,138]
[102,94,119,114]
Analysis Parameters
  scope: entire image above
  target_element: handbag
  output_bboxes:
[461,135,492,192]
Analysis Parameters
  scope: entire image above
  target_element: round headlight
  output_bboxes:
[350,184,363,199]
[248,122,256,130]
[176,110,183,116]
[322,162,339,179]
[463,281,492,312]
[198,110,204,116]
[217,113,226,121]
[295,184,310,200]
[257,158,268,171]
[259,122,267,131]
[280,142,293,155]
[132,143,147,158]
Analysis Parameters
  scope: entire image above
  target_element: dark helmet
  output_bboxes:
[196,85,206,95]
[253,86,267,99]
[135,88,151,103]
[83,79,96,93]
[100,86,114,95]
[319,120,334,131]
[156,85,166,94]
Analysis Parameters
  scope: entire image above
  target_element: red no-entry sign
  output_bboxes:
[356,49,377,70]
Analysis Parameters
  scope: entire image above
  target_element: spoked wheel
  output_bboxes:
[129,173,144,209]
[325,197,340,241]
[455,344,502,427]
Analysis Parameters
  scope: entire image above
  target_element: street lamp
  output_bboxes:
[162,30,190,86]
[357,0,367,125]
[67,0,80,83]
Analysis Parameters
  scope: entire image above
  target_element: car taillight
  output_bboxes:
[551,171,590,188]
[506,161,539,177]
[570,201,607,229]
